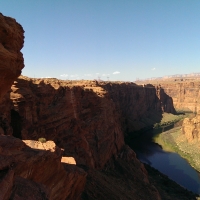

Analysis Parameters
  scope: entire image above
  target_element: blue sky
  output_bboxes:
[2,1,200,81]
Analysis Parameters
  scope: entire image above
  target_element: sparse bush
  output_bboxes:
[38,137,46,143]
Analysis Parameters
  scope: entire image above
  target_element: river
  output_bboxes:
[129,131,200,194]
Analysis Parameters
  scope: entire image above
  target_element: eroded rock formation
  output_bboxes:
[182,114,200,142]
[0,13,24,101]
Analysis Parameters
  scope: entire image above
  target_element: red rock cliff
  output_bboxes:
[0,77,176,169]
[4,77,125,169]
[101,82,176,134]
[151,81,200,113]
[0,13,24,101]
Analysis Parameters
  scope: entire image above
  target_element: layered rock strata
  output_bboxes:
[161,81,200,113]
[140,80,200,113]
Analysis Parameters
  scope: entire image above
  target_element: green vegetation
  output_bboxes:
[154,127,180,152]
[154,124,200,172]
[152,112,200,172]
[153,113,187,129]
[38,137,47,143]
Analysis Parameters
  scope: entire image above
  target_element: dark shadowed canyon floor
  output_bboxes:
[82,157,198,200]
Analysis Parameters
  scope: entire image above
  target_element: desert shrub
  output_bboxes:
[38,137,46,143]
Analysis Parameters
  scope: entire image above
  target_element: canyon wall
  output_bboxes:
[101,83,176,135]
[150,81,200,113]
[4,77,125,169]
[0,77,176,170]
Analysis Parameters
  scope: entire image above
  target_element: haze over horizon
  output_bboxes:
[2,1,200,81]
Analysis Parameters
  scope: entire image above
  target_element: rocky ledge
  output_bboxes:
[0,135,86,200]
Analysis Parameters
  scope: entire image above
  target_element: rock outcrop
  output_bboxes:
[0,136,86,200]
[182,114,200,142]
[0,13,24,101]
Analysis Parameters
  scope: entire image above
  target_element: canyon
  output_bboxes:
[140,79,200,175]
[0,76,168,199]
[1,77,177,169]
[0,12,199,200]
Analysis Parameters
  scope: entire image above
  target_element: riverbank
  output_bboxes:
[153,112,192,129]
[154,126,200,172]
[127,112,200,197]
[153,111,200,173]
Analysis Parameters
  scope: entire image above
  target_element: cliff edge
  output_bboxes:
[0,13,24,101]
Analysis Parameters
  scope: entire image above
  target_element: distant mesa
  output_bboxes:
[135,72,200,83]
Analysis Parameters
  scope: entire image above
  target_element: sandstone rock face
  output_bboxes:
[182,114,200,142]
[4,77,125,169]
[151,81,200,113]
[0,13,24,101]
[101,82,176,134]
[0,136,86,200]
[0,77,176,169]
